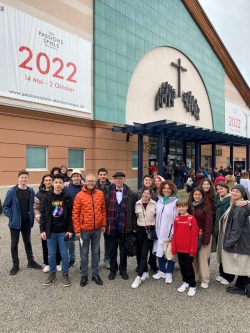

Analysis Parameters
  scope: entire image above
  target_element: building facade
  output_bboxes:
[0,0,249,187]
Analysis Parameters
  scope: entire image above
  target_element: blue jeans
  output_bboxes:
[47,232,69,275]
[68,234,76,261]
[81,228,101,276]
[158,256,175,274]
[174,177,181,190]
[68,235,83,263]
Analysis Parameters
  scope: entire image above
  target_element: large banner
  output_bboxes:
[0,3,91,113]
[225,100,250,138]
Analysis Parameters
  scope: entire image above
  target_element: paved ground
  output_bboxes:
[0,206,249,333]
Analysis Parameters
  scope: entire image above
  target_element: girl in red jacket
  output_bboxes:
[172,198,198,296]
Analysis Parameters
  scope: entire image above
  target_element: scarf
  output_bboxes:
[107,186,127,235]
[192,199,204,211]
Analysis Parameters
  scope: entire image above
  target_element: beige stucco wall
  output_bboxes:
[126,47,213,129]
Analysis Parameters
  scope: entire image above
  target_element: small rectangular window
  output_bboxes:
[26,146,47,170]
[132,152,138,169]
[68,149,85,169]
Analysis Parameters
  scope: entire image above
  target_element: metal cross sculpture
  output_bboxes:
[171,58,187,97]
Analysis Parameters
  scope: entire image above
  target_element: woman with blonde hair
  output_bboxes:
[225,170,236,190]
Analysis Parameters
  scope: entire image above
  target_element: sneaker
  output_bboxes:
[216,275,223,282]
[10,265,19,275]
[43,265,50,273]
[177,282,189,293]
[201,282,209,289]
[153,271,166,279]
[220,277,230,285]
[131,277,141,289]
[68,260,75,268]
[44,273,56,286]
[188,287,196,296]
[62,274,71,287]
[165,273,173,284]
[57,265,62,272]
[141,272,149,281]
[104,259,110,269]
[27,261,42,270]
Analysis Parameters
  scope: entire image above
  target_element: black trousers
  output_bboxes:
[41,238,61,265]
[106,232,127,274]
[235,275,250,289]
[219,263,235,283]
[137,232,157,269]
[136,227,153,277]
[10,222,34,266]
[178,252,196,287]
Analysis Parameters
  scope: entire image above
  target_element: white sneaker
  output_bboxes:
[43,265,50,273]
[131,277,141,289]
[220,277,230,285]
[57,265,62,272]
[188,287,196,296]
[177,282,189,292]
[141,272,149,281]
[201,282,209,289]
[153,271,166,279]
[216,276,223,282]
[165,273,173,284]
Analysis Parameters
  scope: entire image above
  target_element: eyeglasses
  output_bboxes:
[86,180,96,183]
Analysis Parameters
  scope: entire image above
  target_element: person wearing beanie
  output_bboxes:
[217,183,250,298]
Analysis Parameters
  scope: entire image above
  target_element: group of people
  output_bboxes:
[1,167,250,298]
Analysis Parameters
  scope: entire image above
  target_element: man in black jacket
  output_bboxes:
[105,172,136,280]
[40,174,73,287]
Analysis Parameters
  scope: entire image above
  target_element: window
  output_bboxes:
[132,152,138,169]
[26,146,47,170]
[68,149,85,169]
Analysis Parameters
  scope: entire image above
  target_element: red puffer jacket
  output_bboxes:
[73,187,106,232]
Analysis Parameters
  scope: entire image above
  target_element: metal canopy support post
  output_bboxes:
[157,131,164,177]
[138,134,143,190]
[211,143,216,169]
[182,142,187,165]
[230,146,234,169]
[246,146,250,169]
[165,138,170,162]
[195,141,200,173]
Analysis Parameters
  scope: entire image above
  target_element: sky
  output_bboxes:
[199,0,250,87]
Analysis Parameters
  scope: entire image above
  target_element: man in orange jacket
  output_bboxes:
[72,174,106,287]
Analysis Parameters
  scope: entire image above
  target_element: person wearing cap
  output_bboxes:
[217,184,250,297]
[105,172,137,280]
[64,169,84,268]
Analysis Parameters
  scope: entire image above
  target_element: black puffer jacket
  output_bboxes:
[223,204,250,255]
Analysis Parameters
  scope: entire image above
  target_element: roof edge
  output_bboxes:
[182,0,250,106]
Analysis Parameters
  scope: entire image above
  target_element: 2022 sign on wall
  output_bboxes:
[0,3,91,114]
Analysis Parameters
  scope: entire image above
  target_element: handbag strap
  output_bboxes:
[168,224,173,239]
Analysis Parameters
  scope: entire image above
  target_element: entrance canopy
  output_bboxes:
[113,120,250,146]
[113,120,250,189]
